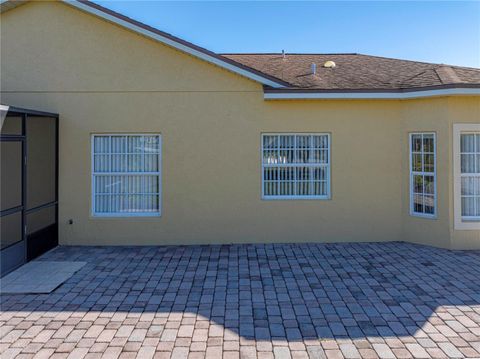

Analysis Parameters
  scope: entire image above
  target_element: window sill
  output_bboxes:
[262,196,331,200]
[92,212,161,218]
[410,212,437,220]
[455,219,480,231]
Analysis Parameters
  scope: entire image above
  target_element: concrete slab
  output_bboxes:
[0,260,86,294]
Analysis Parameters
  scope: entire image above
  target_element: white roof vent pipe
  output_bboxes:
[311,63,317,75]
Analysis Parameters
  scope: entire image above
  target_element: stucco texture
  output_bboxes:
[1,1,479,249]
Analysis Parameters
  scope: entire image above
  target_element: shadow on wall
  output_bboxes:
[1,242,479,341]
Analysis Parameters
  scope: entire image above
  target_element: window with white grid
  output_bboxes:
[460,133,480,220]
[410,133,436,217]
[262,134,330,199]
[92,134,161,217]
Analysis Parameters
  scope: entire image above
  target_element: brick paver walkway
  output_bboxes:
[1,242,480,358]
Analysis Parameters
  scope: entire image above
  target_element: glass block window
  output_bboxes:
[460,133,480,220]
[92,134,161,216]
[410,133,436,217]
[262,134,330,199]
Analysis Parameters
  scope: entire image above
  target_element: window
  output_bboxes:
[460,133,480,220]
[410,133,436,217]
[453,124,480,230]
[92,134,161,217]
[262,134,330,199]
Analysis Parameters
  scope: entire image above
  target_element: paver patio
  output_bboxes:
[1,242,480,359]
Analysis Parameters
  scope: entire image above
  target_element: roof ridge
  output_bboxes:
[356,53,480,70]
[354,53,449,66]
[220,53,359,56]
[222,53,480,70]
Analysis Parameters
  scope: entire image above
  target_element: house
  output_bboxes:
[1,0,479,274]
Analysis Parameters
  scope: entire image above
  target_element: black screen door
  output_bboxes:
[1,108,58,276]
[1,113,26,274]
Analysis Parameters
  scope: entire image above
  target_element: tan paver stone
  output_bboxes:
[118,353,136,359]
[290,351,308,359]
[56,342,76,353]
[358,348,379,359]
[89,342,108,353]
[33,349,55,359]
[156,341,174,352]
[372,344,395,359]
[392,348,413,358]
[10,337,31,348]
[209,324,224,337]
[77,338,96,348]
[22,343,44,353]
[32,329,55,343]
[129,329,147,342]
[224,340,240,351]
[223,350,240,359]
[102,347,122,359]
[190,342,207,352]
[53,326,75,339]
[136,346,156,359]
[65,329,87,343]
[425,348,447,359]
[289,342,306,351]
[257,341,273,352]
[1,348,22,359]
[324,349,343,359]
[123,342,142,352]
[175,337,192,347]
[186,353,204,359]
[405,343,430,358]
[178,325,194,337]
[192,329,208,342]
[97,329,116,342]
[160,329,177,342]
[257,353,274,359]
[115,325,135,338]
[84,325,104,338]
[110,337,128,347]
[205,346,223,358]
[274,346,292,359]
[22,326,44,339]
[50,354,69,359]
[153,353,172,359]
[208,337,223,346]
[322,340,339,350]
[240,345,256,359]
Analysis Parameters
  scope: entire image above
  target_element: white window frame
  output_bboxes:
[453,124,480,230]
[261,133,331,200]
[91,134,162,217]
[409,132,437,219]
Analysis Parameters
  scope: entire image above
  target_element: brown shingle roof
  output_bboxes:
[221,53,480,90]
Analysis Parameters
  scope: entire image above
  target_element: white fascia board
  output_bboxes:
[64,1,285,88]
[264,87,480,100]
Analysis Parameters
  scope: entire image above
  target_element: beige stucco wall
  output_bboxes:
[1,1,479,249]
[447,98,480,249]
[400,98,480,250]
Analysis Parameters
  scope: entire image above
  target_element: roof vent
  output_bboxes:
[311,63,317,75]
[323,60,336,68]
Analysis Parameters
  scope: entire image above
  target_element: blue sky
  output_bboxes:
[96,1,480,68]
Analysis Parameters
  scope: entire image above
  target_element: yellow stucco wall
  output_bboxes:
[447,98,480,249]
[1,1,479,249]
